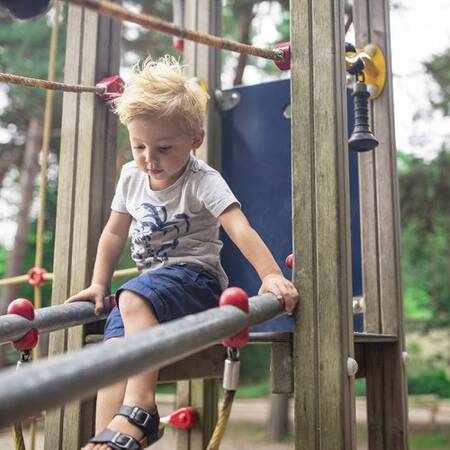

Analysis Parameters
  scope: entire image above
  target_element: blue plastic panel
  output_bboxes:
[220,79,363,332]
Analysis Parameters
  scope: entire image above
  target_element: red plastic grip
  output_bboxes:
[169,407,198,429]
[274,41,291,71]
[219,287,249,348]
[285,254,293,270]
[96,75,125,101]
[27,267,47,287]
[7,298,39,351]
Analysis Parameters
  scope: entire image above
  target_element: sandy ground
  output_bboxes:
[1,397,449,450]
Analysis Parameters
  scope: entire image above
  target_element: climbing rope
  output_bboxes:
[0,72,103,94]
[12,351,32,450]
[206,389,235,450]
[65,0,284,62]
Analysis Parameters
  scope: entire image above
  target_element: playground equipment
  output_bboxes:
[0,0,409,449]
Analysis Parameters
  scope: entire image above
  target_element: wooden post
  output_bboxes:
[44,4,120,449]
[291,0,357,449]
[176,1,222,448]
[353,1,409,448]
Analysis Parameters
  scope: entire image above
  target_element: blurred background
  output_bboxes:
[0,1,449,449]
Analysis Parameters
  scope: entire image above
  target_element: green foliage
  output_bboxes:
[0,9,66,115]
[399,149,450,327]
[239,344,271,384]
[424,48,450,116]
[410,432,450,449]
[408,368,450,398]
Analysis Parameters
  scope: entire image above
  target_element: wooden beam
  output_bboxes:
[292,0,356,449]
[178,1,222,448]
[44,4,120,449]
[353,2,409,448]
[365,343,409,450]
[354,0,405,336]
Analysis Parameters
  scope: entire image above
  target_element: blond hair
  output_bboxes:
[113,55,207,133]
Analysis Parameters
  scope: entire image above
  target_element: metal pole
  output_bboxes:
[0,297,116,345]
[0,294,283,427]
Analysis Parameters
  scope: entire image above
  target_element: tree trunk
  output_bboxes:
[0,146,22,187]
[0,116,42,313]
[233,2,255,86]
[267,393,290,441]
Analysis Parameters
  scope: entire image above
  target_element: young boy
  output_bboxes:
[67,56,299,450]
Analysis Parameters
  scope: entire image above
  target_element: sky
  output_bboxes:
[0,0,449,248]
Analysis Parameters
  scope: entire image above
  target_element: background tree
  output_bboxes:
[0,9,65,312]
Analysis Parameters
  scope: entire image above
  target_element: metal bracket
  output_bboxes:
[345,43,386,99]
[214,89,240,111]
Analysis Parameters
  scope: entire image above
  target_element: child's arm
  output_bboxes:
[66,211,132,315]
[219,204,299,313]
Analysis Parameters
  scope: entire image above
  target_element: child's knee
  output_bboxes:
[118,290,149,317]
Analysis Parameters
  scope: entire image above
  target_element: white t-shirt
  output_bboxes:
[111,155,240,290]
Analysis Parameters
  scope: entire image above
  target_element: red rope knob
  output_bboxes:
[27,267,47,287]
[285,254,293,270]
[174,38,184,52]
[273,41,291,71]
[7,298,39,351]
[96,75,125,101]
[219,287,249,348]
[169,407,198,429]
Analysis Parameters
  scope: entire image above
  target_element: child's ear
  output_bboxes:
[192,130,205,149]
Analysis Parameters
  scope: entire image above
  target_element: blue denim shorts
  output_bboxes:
[103,264,222,341]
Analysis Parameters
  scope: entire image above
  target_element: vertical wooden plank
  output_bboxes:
[44,5,84,449]
[353,3,409,447]
[353,0,382,335]
[62,7,121,449]
[44,4,121,450]
[354,0,405,335]
[177,1,221,448]
[175,381,191,450]
[292,0,356,449]
[365,343,409,450]
[369,1,402,336]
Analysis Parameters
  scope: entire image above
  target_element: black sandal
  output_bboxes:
[88,405,164,449]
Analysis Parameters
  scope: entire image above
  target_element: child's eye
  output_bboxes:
[158,146,172,153]
[133,145,145,150]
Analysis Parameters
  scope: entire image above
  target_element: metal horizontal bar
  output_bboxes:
[0,293,283,427]
[0,297,116,345]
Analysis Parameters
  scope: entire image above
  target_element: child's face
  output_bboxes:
[128,116,204,190]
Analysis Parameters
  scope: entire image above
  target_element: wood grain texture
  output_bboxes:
[44,4,120,449]
[292,0,356,448]
[176,2,221,448]
[353,2,409,448]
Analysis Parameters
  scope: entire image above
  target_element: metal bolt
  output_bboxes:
[402,351,409,366]
[347,357,358,377]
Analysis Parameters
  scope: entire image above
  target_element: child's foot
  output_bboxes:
[82,405,162,450]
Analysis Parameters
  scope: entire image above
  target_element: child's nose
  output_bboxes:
[145,149,158,163]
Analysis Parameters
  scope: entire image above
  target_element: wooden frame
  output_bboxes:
[291,0,357,448]
[44,4,121,449]
[176,1,223,448]
[353,1,409,448]
[42,0,409,449]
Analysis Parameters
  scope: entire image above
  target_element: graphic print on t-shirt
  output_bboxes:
[131,202,191,269]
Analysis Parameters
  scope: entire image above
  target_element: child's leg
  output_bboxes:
[95,338,127,432]
[85,290,160,450]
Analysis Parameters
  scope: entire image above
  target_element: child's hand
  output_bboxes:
[258,273,299,313]
[65,283,107,316]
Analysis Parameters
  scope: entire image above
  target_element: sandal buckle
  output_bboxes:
[111,432,135,449]
[130,406,151,428]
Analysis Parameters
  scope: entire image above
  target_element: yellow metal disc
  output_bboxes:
[359,43,386,100]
